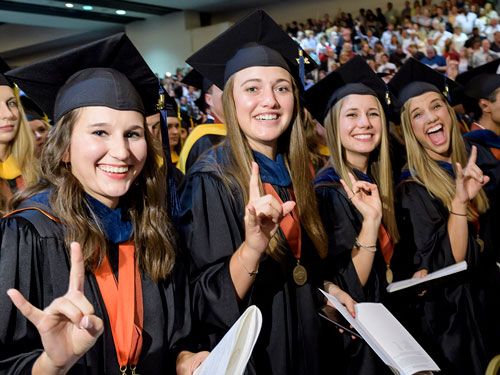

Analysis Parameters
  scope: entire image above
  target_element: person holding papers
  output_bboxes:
[307,56,398,375]
[0,34,206,375]
[179,10,355,375]
[389,58,500,375]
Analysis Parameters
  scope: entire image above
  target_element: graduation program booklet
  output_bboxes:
[320,289,440,375]
[194,305,262,375]
[386,261,467,293]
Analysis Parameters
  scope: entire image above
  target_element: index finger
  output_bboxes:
[249,162,261,202]
[68,242,85,293]
[467,145,477,167]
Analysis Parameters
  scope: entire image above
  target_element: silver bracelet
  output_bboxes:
[355,238,377,253]
[238,249,258,276]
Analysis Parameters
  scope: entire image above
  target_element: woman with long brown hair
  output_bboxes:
[0,61,38,214]
[308,56,398,375]
[180,10,354,375]
[389,58,500,375]
[0,34,206,375]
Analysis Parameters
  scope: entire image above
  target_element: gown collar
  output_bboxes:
[397,160,455,184]
[464,128,500,150]
[27,190,133,244]
[314,165,372,186]
[253,151,292,187]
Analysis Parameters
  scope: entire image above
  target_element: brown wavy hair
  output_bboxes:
[219,73,328,260]
[10,108,176,281]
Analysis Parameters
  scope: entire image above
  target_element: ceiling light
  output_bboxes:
[65,3,74,7]
[82,5,93,10]
[115,9,127,15]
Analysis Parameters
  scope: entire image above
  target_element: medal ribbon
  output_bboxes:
[95,240,143,369]
[377,224,394,265]
[263,183,301,259]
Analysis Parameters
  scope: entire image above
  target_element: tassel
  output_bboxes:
[298,48,306,87]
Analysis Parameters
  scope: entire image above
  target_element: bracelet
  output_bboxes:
[238,249,259,276]
[450,211,467,217]
[355,238,377,253]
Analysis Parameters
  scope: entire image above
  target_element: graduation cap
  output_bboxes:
[182,68,213,92]
[304,56,391,124]
[186,9,317,90]
[388,58,462,108]
[5,33,158,123]
[19,93,49,122]
[456,59,500,101]
[0,56,13,87]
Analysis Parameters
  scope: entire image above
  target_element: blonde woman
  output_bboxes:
[308,56,398,375]
[0,68,38,214]
[180,10,355,375]
[389,58,500,375]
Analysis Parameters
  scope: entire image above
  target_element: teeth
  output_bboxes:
[427,125,442,134]
[98,165,129,174]
[353,134,372,140]
[255,114,278,121]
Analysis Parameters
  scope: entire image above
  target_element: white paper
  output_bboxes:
[386,261,467,293]
[320,289,440,375]
[194,305,262,375]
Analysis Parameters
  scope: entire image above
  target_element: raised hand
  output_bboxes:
[455,146,489,204]
[340,173,382,223]
[7,242,103,375]
[244,162,296,255]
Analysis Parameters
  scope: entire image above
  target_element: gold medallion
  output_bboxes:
[386,264,394,284]
[293,264,307,286]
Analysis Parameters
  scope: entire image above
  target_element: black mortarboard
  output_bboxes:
[456,59,500,100]
[388,58,462,108]
[20,93,48,122]
[0,56,13,87]
[186,9,317,90]
[6,33,158,122]
[182,68,213,93]
[305,56,391,124]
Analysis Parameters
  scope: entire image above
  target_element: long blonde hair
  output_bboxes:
[11,108,176,282]
[11,86,39,185]
[400,97,489,220]
[324,95,400,242]
[220,73,328,260]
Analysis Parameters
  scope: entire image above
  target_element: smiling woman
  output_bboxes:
[307,56,398,375]
[0,67,38,214]
[179,10,355,375]
[0,33,207,375]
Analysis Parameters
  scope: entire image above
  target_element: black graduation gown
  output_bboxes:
[0,201,193,375]
[314,167,392,375]
[179,149,329,375]
[392,175,500,375]
[463,130,500,264]
[185,133,225,174]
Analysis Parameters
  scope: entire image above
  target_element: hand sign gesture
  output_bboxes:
[340,172,383,223]
[7,242,103,374]
[455,146,489,204]
[244,162,296,256]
